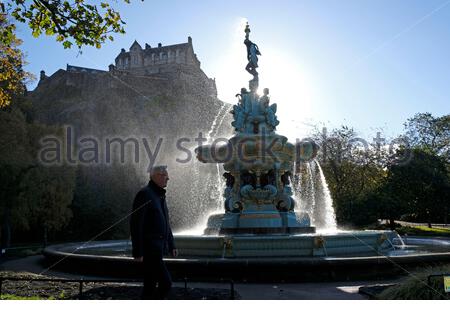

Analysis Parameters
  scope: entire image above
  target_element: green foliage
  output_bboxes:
[12,247,43,257]
[0,105,76,248]
[0,14,32,108]
[0,294,54,300]
[377,265,450,299]
[405,112,450,160]
[383,148,450,225]
[3,0,136,49]
[67,164,139,241]
[0,290,65,299]
[1,1,141,107]
[313,126,387,227]
[0,108,34,245]
[15,166,76,232]
[313,114,450,228]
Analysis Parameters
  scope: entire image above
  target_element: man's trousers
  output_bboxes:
[142,251,172,299]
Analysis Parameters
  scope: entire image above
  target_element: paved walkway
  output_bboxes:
[183,281,381,299]
[0,255,397,299]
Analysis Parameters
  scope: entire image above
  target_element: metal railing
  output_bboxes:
[0,276,236,300]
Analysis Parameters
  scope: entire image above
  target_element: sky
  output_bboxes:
[15,0,450,141]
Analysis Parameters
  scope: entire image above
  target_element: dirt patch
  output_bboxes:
[0,271,239,300]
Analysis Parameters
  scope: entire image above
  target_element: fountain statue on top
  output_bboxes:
[244,23,261,92]
[196,23,315,234]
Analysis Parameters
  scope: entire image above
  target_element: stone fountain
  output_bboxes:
[196,23,314,235]
[171,24,397,259]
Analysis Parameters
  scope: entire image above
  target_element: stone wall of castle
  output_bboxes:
[115,37,199,72]
[38,37,217,98]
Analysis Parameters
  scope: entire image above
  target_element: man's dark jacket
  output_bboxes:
[130,180,175,257]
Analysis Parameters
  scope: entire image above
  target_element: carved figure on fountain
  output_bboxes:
[260,88,280,131]
[223,172,235,212]
[276,171,295,212]
[240,170,256,199]
[230,89,280,134]
[261,169,278,198]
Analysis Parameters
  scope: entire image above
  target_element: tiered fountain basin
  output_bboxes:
[195,132,318,235]
[196,133,296,168]
[173,230,396,258]
[203,212,315,235]
[43,231,450,281]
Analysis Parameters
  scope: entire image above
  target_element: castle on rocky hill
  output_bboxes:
[29,37,226,231]
[114,36,200,73]
[38,36,217,97]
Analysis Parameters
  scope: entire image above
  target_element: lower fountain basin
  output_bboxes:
[42,231,450,281]
[174,231,396,258]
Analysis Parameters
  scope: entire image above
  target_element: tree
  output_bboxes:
[15,166,75,245]
[1,1,139,108]
[0,14,32,108]
[404,113,450,161]
[0,106,34,250]
[372,172,407,229]
[67,164,139,241]
[312,126,387,227]
[385,148,450,227]
[3,0,135,49]
[0,105,76,251]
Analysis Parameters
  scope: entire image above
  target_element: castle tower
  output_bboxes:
[111,37,217,97]
[129,40,143,69]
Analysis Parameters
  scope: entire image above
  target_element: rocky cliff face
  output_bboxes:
[24,65,230,235]
[30,67,221,138]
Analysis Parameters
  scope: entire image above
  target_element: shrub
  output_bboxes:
[377,265,450,300]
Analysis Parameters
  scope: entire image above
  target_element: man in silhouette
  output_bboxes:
[130,165,178,299]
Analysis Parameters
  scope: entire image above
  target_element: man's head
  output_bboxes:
[263,88,269,95]
[150,165,169,188]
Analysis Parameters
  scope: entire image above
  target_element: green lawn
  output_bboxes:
[0,294,55,300]
[397,225,450,237]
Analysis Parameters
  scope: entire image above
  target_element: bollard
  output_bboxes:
[79,280,83,299]
[230,280,235,300]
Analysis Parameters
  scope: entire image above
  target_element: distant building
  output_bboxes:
[115,36,200,73]
[37,36,217,97]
